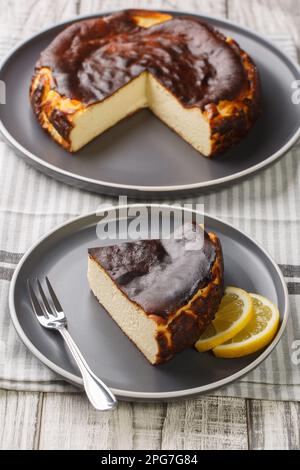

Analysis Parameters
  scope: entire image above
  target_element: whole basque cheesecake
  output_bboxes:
[87,223,224,364]
[30,9,261,157]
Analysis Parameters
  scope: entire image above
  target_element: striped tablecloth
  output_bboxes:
[0,28,299,400]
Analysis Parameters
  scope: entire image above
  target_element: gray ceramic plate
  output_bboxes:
[1,11,300,198]
[9,204,289,401]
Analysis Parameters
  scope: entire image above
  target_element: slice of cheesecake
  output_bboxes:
[30,9,260,157]
[87,223,224,364]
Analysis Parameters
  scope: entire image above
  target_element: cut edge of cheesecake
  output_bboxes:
[31,70,213,155]
[87,231,224,365]
[87,255,159,364]
[30,10,260,158]
[70,73,212,155]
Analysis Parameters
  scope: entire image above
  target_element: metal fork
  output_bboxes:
[27,277,117,411]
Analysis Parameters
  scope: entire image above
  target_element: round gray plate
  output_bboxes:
[1,11,300,198]
[9,205,289,401]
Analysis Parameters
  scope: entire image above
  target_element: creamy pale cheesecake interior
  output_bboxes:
[88,223,224,364]
[30,10,260,157]
[70,72,212,155]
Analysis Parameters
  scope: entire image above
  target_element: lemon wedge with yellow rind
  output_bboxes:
[195,286,254,352]
[212,293,280,358]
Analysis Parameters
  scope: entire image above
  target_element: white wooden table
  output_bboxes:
[1,0,300,450]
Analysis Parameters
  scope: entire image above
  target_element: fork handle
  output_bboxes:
[59,326,117,411]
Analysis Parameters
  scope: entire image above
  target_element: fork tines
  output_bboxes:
[27,277,64,324]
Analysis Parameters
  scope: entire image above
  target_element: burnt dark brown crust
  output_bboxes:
[208,38,261,155]
[89,223,224,364]
[30,9,261,155]
[154,233,223,363]
[35,11,246,107]
[88,224,216,317]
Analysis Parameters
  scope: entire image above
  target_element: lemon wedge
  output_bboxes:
[213,293,280,358]
[195,286,254,352]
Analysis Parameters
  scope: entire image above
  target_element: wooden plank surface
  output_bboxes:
[39,394,167,450]
[0,0,300,451]
[247,400,300,450]
[39,394,248,450]
[0,390,40,450]
[161,397,248,450]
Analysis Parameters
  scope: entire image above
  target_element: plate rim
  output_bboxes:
[1,9,300,194]
[9,204,290,400]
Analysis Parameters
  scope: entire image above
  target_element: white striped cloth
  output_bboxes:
[0,30,299,399]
